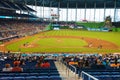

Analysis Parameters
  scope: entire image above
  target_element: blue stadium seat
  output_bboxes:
[29,73,40,76]
[0,77,14,80]
[49,72,60,76]
[112,77,120,80]
[13,77,25,80]
[25,76,38,80]
[17,73,30,76]
[37,76,49,80]
[0,58,61,80]
[49,76,62,80]
[100,77,112,80]
[40,73,49,76]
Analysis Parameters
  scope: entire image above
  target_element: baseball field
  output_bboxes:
[0,29,120,53]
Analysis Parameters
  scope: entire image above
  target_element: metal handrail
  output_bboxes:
[60,60,78,80]
[81,71,99,80]
[69,64,77,80]
[69,64,77,74]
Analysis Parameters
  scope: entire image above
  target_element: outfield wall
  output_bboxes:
[76,22,120,32]
[112,28,120,32]
[45,22,120,32]
[76,22,104,28]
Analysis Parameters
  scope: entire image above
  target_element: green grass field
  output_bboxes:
[5,30,120,53]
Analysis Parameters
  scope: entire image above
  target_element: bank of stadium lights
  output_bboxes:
[51,14,59,21]
[50,8,60,21]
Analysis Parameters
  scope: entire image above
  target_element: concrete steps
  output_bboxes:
[54,61,82,80]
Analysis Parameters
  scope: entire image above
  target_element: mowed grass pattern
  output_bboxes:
[43,30,120,46]
[6,30,120,53]
[37,38,87,47]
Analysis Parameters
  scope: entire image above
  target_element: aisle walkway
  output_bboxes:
[55,61,82,80]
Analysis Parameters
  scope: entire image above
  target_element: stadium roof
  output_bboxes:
[0,0,36,12]
[12,0,120,8]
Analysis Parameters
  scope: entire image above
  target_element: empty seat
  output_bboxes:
[49,76,62,80]
[40,73,49,76]
[37,76,48,80]
[13,77,25,80]
[0,73,16,77]
[17,73,30,76]
[49,73,60,76]
[29,73,40,76]
[25,76,38,80]
[0,77,14,80]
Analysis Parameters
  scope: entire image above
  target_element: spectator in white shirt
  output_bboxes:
[2,63,12,72]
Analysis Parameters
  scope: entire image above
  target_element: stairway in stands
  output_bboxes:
[54,61,82,80]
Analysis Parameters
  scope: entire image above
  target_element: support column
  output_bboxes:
[84,0,87,20]
[79,8,81,21]
[34,0,37,15]
[94,2,96,22]
[57,1,60,21]
[93,1,96,27]
[43,0,45,19]
[75,2,78,22]
[66,1,69,22]
[89,9,91,21]
[40,3,42,18]
[99,9,101,22]
[114,0,117,22]
[25,0,29,16]
[104,1,106,21]
[50,1,52,21]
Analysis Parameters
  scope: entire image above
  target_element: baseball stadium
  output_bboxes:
[0,0,120,80]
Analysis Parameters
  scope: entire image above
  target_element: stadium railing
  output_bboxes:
[69,64,77,80]
[61,60,79,80]
[81,71,99,80]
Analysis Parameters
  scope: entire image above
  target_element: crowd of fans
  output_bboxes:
[0,53,53,72]
[0,20,78,42]
[0,53,120,73]
[62,53,120,69]
[0,19,47,40]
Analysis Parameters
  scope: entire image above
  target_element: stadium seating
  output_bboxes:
[89,71,120,80]
[61,53,120,80]
[0,19,47,41]
[0,53,64,80]
[1,53,120,80]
